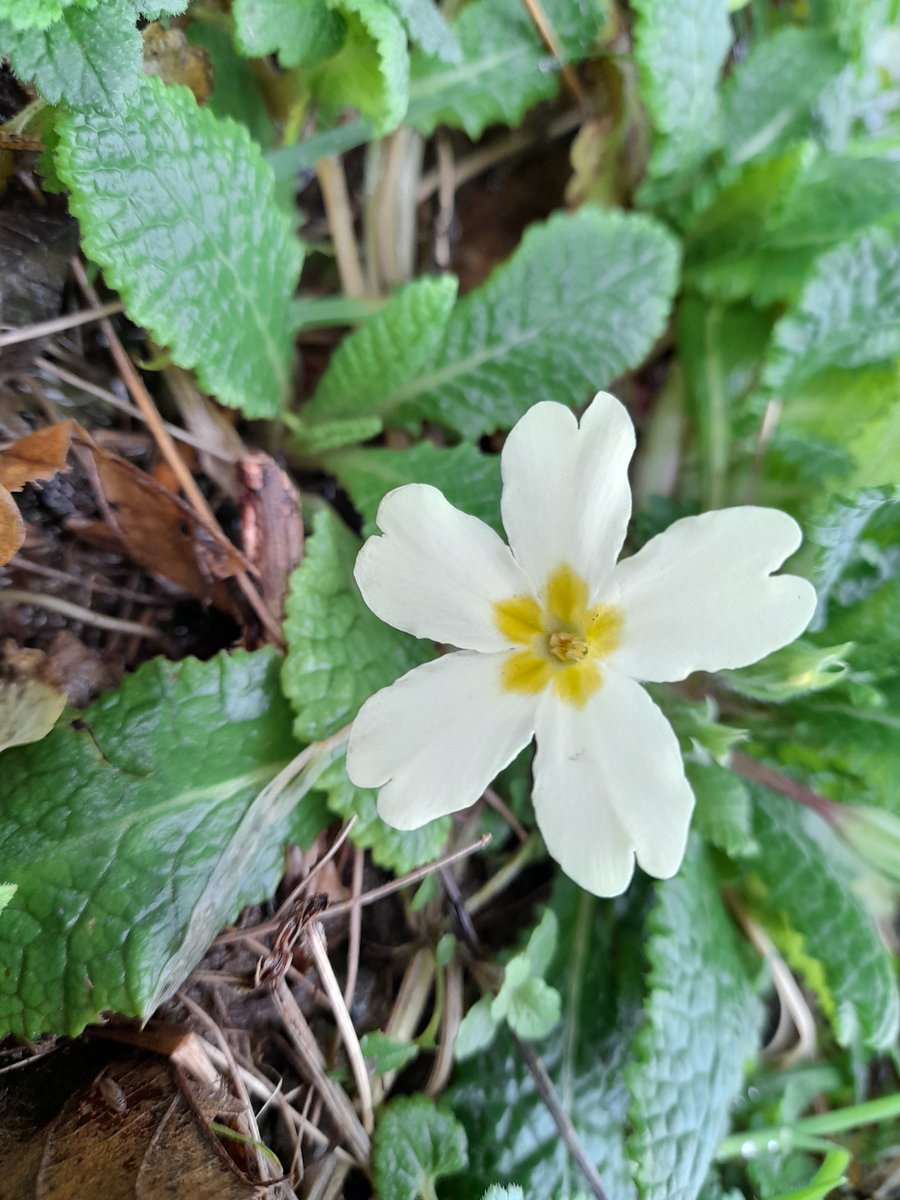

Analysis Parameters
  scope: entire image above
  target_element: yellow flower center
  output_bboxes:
[493,564,623,708]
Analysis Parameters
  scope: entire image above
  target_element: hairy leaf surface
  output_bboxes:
[56,77,302,416]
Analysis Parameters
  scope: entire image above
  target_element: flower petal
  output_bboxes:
[531,671,694,896]
[610,507,817,682]
[346,651,538,828]
[500,392,635,594]
[355,484,535,652]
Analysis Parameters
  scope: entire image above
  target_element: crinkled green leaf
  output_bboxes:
[374,1096,468,1200]
[291,414,384,456]
[0,0,86,33]
[406,0,604,138]
[233,0,347,68]
[687,763,759,859]
[632,0,731,178]
[761,223,900,396]
[722,28,846,165]
[316,0,409,134]
[0,648,330,1039]
[303,275,458,425]
[626,838,762,1200]
[315,757,449,873]
[282,507,432,741]
[0,885,16,917]
[483,1188,524,1200]
[685,152,900,307]
[445,881,645,1200]
[721,640,852,704]
[55,77,302,417]
[2,0,140,109]
[383,208,679,438]
[327,441,503,535]
[386,0,459,61]
[808,486,900,620]
[742,784,900,1050]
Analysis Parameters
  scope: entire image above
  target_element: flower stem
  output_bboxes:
[717,1092,900,1160]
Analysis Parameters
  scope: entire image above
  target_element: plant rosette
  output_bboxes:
[346,392,816,896]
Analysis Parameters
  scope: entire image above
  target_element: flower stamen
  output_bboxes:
[548,631,589,662]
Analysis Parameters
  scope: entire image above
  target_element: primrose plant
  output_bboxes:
[346,392,816,895]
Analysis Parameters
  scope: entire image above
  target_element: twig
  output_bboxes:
[417,108,582,202]
[217,833,492,944]
[519,0,590,111]
[275,817,358,921]
[8,555,167,605]
[343,846,365,1010]
[272,978,371,1163]
[446,865,611,1200]
[35,356,234,459]
[68,259,284,647]
[730,750,834,823]
[511,1032,610,1200]
[177,991,274,1183]
[0,301,124,348]
[0,588,163,640]
[724,891,817,1065]
[316,156,367,299]
[483,785,528,843]
[306,921,375,1134]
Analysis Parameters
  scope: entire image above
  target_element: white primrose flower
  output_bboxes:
[345,392,817,897]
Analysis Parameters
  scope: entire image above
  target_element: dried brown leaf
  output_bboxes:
[0,642,66,753]
[238,452,304,620]
[0,420,74,492]
[79,438,248,606]
[0,485,25,565]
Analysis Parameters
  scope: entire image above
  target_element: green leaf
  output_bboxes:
[721,640,852,704]
[326,441,503,534]
[303,275,458,425]
[0,0,81,33]
[806,487,897,619]
[315,0,410,134]
[492,972,561,1042]
[406,0,604,138]
[0,648,331,1039]
[685,152,900,306]
[374,1096,468,1200]
[316,756,450,873]
[455,995,498,1060]
[386,0,460,61]
[134,2,189,15]
[687,762,759,859]
[761,222,900,396]
[445,881,645,1199]
[2,0,140,109]
[282,507,432,741]
[0,885,16,917]
[384,208,680,439]
[721,29,846,165]
[233,0,347,67]
[55,77,302,417]
[291,414,384,456]
[483,1189,525,1200]
[359,1030,420,1073]
[742,784,900,1050]
[626,838,762,1200]
[632,0,732,178]
[492,910,562,1041]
